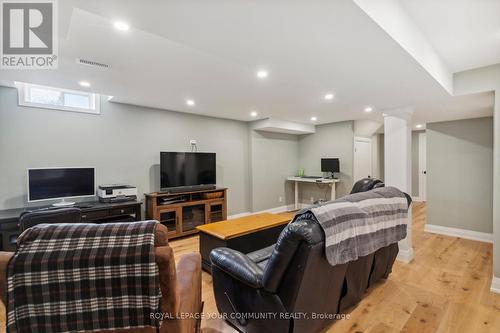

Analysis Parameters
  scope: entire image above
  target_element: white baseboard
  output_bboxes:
[293,203,312,210]
[396,247,414,263]
[491,276,500,294]
[227,204,297,220]
[255,205,291,214]
[424,224,493,243]
[227,211,251,220]
[412,196,424,202]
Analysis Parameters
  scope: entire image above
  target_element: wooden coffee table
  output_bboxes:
[196,212,293,272]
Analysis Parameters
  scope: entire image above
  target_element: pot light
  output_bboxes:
[114,21,130,31]
[324,93,334,101]
[79,81,90,87]
[310,116,317,121]
[416,124,423,129]
[364,107,373,113]
[186,99,195,106]
[256,70,268,79]
[250,111,258,117]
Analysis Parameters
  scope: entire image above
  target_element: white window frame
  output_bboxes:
[16,82,101,115]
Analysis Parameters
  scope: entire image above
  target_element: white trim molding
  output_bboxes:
[227,211,251,220]
[424,224,493,243]
[227,204,300,220]
[396,247,414,263]
[16,82,101,115]
[256,205,292,214]
[491,276,500,294]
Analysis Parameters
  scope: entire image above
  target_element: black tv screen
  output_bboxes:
[160,152,216,190]
[28,167,95,201]
[321,158,340,173]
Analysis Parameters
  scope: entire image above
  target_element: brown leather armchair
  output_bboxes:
[0,224,202,333]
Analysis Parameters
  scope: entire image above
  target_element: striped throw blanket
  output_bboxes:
[6,221,161,333]
[293,187,409,266]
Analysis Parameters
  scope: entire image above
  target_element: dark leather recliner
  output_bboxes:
[19,208,82,232]
[210,181,408,333]
[210,221,399,333]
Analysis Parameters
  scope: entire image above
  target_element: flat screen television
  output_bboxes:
[28,167,96,206]
[321,158,340,174]
[160,152,216,192]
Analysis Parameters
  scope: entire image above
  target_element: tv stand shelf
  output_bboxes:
[145,187,227,239]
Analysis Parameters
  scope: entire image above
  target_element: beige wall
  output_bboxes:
[249,129,298,212]
[0,86,252,215]
[0,85,357,216]
[298,121,355,202]
[426,117,493,233]
[454,64,499,278]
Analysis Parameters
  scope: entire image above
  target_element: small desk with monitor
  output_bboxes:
[288,157,341,210]
[286,177,340,210]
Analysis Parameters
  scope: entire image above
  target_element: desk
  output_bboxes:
[0,200,143,251]
[286,176,340,210]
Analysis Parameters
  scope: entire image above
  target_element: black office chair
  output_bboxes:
[19,208,82,232]
[350,177,385,194]
[350,178,412,207]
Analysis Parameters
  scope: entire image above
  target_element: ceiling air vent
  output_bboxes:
[76,58,110,69]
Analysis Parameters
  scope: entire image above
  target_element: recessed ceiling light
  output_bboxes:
[324,93,334,101]
[186,99,195,106]
[114,21,130,31]
[250,111,258,117]
[310,116,317,121]
[416,124,423,129]
[256,70,268,79]
[79,81,90,87]
[364,107,373,113]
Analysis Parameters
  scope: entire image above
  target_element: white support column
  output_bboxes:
[492,91,500,293]
[384,107,414,263]
[294,181,299,210]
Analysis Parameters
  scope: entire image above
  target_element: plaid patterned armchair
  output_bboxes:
[0,223,202,333]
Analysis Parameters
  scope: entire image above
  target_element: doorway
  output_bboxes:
[354,137,372,182]
[418,132,427,201]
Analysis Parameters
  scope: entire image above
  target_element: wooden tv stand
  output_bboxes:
[145,187,227,239]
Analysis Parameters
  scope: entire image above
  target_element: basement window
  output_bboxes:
[16,82,100,115]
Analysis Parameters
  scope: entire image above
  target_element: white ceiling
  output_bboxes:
[0,0,495,126]
[400,0,500,73]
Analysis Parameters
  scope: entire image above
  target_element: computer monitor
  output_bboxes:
[321,158,340,173]
[27,167,96,206]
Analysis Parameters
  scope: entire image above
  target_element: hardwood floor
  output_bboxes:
[170,203,500,333]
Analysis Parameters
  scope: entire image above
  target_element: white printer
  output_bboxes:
[97,184,138,203]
